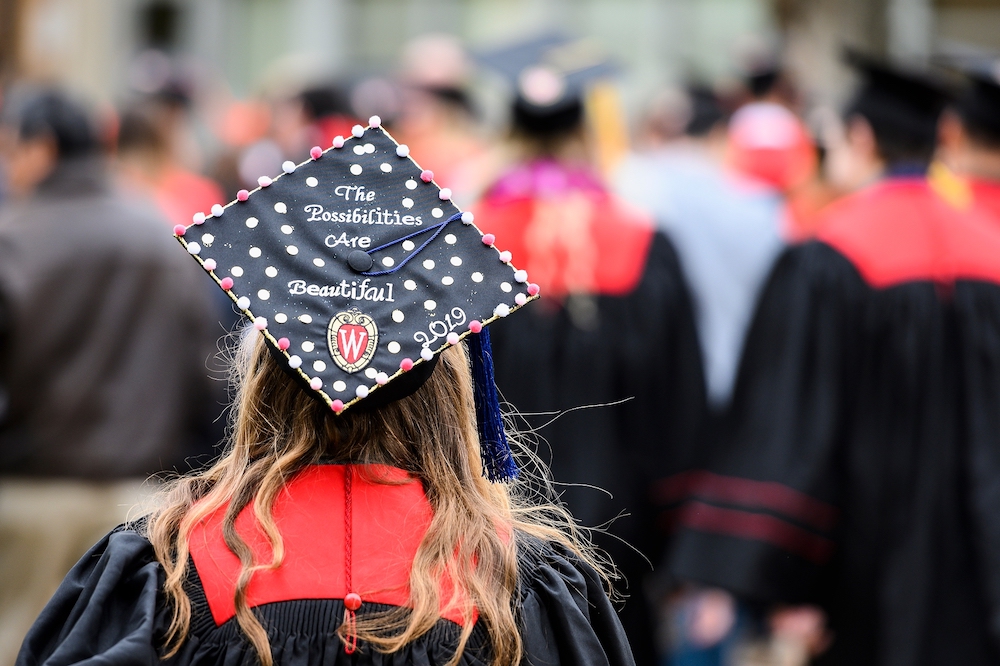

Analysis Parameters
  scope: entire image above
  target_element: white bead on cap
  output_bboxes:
[369,115,382,128]
[352,125,365,137]
[282,161,296,174]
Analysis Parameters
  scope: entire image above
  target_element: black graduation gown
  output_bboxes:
[488,231,706,664]
[666,179,1000,666]
[17,523,634,666]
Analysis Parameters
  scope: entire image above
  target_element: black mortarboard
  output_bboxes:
[945,57,1000,146]
[173,117,537,481]
[843,50,953,162]
[477,34,617,136]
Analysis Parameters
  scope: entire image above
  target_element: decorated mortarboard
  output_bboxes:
[173,117,539,482]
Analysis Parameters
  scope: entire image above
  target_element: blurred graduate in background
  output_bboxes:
[474,36,706,665]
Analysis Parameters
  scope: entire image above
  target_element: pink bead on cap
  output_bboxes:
[237,189,250,201]
[192,212,206,225]
[438,188,452,201]
[527,283,540,296]
[420,170,434,183]
[173,225,187,237]
[202,258,217,272]
[331,400,345,413]
[310,146,323,159]
[220,277,234,291]
[333,136,345,148]
[277,337,290,351]
[446,332,460,345]
[498,250,512,263]
[400,358,414,372]
[258,176,272,187]
[469,320,483,334]
[481,234,495,246]
[309,377,323,390]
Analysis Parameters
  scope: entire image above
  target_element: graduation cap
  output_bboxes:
[942,56,1000,145]
[477,34,617,135]
[843,49,953,161]
[173,117,538,482]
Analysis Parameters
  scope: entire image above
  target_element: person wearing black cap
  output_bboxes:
[474,55,706,664]
[939,63,1000,221]
[16,118,636,666]
[667,53,1000,665]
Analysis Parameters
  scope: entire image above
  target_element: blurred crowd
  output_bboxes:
[4,29,1000,666]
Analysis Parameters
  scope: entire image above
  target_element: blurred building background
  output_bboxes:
[3,0,1000,120]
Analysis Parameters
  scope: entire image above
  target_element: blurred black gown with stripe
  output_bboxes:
[668,177,1000,665]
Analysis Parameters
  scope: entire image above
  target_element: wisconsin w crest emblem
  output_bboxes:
[327,309,378,373]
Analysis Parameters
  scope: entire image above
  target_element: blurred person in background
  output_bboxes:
[668,51,1000,666]
[230,80,358,193]
[615,85,786,665]
[116,97,225,229]
[726,64,827,239]
[937,60,1000,221]
[393,34,495,206]
[475,58,706,665]
[237,80,358,194]
[617,85,786,416]
[0,86,222,663]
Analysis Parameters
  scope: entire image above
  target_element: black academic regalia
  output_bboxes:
[667,179,1000,666]
[17,526,633,666]
[488,230,706,665]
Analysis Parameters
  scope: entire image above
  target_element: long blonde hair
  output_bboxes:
[146,330,606,665]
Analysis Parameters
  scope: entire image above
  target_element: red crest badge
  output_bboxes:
[327,310,378,373]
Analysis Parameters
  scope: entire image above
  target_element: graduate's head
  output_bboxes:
[841,51,951,172]
[953,72,1000,149]
[937,62,1000,181]
[0,86,98,196]
[510,65,586,156]
[477,35,616,160]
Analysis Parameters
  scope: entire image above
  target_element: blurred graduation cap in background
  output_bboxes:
[476,33,618,134]
[933,47,1000,147]
[476,33,625,170]
[843,48,954,167]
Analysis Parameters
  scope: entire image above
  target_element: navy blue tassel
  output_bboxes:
[467,327,518,483]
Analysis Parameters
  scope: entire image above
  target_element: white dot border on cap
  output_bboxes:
[171,119,539,417]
